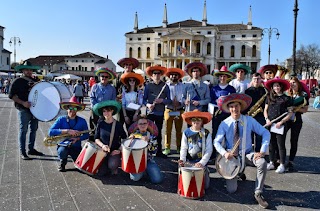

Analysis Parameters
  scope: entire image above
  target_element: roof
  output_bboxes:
[70,52,106,60]
[126,19,261,34]
[2,49,11,54]
[26,55,69,66]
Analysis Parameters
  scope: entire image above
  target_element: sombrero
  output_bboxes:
[60,96,86,111]
[15,61,41,72]
[229,64,251,74]
[146,65,167,77]
[258,65,277,78]
[182,109,212,125]
[217,93,252,113]
[94,67,117,80]
[128,119,159,137]
[120,72,144,87]
[117,58,139,69]
[264,76,290,91]
[184,62,207,77]
[214,66,235,79]
[299,81,311,99]
[165,67,184,79]
[92,100,121,116]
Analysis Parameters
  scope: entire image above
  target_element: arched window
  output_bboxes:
[241,45,246,57]
[146,47,151,58]
[220,46,224,57]
[230,45,235,57]
[207,42,211,55]
[157,44,161,56]
[138,47,141,58]
[129,47,133,58]
[252,45,257,57]
[196,42,201,53]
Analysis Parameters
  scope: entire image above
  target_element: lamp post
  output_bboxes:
[261,27,280,64]
[9,37,22,78]
[292,0,299,75]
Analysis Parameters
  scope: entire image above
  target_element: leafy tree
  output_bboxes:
[296,43,320,78]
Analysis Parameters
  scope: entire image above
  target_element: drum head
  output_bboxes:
[181,167,203,172]
[28,82,71,122]
[123,138,148,150]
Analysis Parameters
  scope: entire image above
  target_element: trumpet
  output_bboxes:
[43,129,94,147]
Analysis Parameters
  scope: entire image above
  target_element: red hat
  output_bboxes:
[128,119,159,137]
[214,66,235,79]
[182,109,212,125]
[117,58,139,69]
[299,81,311,98]
[258,65,278,78]
[264,76,290,91]
[217,93,252,113]
[146,65,167,77]
[60,96,86,111]
[184,62,207,77]
[165,67,185,79]
[120,72,144,87]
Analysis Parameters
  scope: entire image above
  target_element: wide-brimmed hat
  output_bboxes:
[184,62,207,77]
[120,72,144,87]
[60,96,86,111]
[15,61,41,72]
[146,66,167,77]
[94,67,117,80]
[217,93,252,113]
[165,67,184,79]
[214,66,235,79]
[128,119,159,137]
[229,64,251,74]
[93,100,121,116]
[117,58,139,69]
[182,109,212,125]
[264,76,290,91]
[299,81,311,98]
[258,65,278,78]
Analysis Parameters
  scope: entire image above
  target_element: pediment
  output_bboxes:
[162,29,196,38]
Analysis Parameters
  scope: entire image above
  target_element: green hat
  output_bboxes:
[15,61,41,72]
[93,100,121,116]
[229,64,251,74]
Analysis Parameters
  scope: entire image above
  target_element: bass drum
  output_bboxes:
[28,82,71,122]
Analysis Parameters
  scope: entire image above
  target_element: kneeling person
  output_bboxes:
[48,96,89,172]
[178,110,213,189]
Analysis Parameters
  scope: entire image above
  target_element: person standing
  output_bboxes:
[143,66,171,158]
[89,68,117,141]
[228,64,251,94]
[73,80,85,103]
[257,65,277,82]
[8,61,44,160]
[163,68,185,155]
[48,96,89,172]
[214,93,270,209]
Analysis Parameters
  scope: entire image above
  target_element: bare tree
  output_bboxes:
[296,43,320,78]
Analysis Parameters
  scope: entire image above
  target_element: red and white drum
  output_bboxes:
[178,167,205,199]
[74,142,107,175]
[28,82,71,122]
[121,138,148,174]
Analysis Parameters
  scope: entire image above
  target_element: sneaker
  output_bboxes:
[275,164,285,174]
[267,162,275,170]
[28,149,44,156]
[254,193,269,209]
[58,164,66,172]
[162,148,171,155]
[21,154,32,160]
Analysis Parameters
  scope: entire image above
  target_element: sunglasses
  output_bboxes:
[237,70,245,73]
[170,74,178,76]
[191,117,202,122]
[265,71,273,75]
[100,75,109,78]
[68,107,78,111]
[124,63,133,67]
[191,69,200,72]
[153,72,161,75]
[129,79,136,82]
[138,122,148,125]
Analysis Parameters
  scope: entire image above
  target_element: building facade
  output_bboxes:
[125,3,262,73]
[0,25,12,72]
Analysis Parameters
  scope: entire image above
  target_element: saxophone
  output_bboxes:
[43,129,94,147]
[247,88,268,117]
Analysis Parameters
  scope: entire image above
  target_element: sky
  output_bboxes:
[1,0,319,71]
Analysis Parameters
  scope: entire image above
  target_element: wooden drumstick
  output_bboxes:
[171,159,194,167]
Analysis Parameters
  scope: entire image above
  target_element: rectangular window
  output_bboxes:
[158,33,162,36]
[242,34,246,38]
[72,67,74,70]
[85,67,87,71]
[147,37,150,40]
[82,60,84,62]
[231,35,235,38]
[253,34,257,37]
[129,38,133,41]
[138,38,141,41]
[207,31,211,35]
[197,31,201,34]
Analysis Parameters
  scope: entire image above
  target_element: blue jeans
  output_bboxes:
[130,159,163,184]
[57,145,82,162]
[18,109,38,154]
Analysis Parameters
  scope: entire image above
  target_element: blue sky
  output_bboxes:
[1,0,318,71]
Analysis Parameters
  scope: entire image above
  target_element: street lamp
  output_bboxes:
[9,37,22,78]
[261,27,280,64]
[292,0,299,75]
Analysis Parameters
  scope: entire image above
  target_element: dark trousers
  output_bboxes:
[269,124,288,164]
[148,114,164,153]
[89,110,103,141]
[252,115,266,152]
[287,120,303,162]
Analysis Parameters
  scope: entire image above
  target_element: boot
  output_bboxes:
[58,160,67,172]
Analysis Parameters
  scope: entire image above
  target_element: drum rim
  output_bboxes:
[122,138,148,150]
[215,154,241,180]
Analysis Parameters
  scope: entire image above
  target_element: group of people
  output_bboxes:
[8,58,310,209]
[0,77,11,94]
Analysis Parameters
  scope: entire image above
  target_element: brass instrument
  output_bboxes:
[147,83,167,115]
[185,91,190,112]
[247,88,268,117]
[43,129,94,147]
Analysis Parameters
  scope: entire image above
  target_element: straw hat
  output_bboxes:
[214,66,235,79]
[217,93,252,113]
[165,67,184,79]
[264,76,290,91]
[60,96,86,111]
[117,58,139,69]
[92,100,121,116]
[184,62,207,77]
[146,65,167,77]
[182,109,212,125]
[120,72,144,86]
[229,64,251,74]
[94,67,117,80]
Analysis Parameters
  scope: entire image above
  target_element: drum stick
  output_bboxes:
[128,138,135,148]
[171,159,195,167]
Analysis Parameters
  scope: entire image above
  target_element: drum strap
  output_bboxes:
[109,120,116,148]
[240,116,247,173]
[201,128,205,158]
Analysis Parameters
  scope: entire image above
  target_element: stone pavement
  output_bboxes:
[0,93,319,211]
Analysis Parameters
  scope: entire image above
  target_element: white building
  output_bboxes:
[125,3,262,73]
[0,25,12,72]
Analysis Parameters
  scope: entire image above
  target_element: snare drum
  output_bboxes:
[28,82,71,122]
[74,142,107,175]
[178,167,205,199]
[121,138,148,174]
